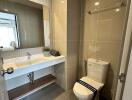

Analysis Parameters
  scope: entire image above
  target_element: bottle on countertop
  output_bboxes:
[43,47,51,57]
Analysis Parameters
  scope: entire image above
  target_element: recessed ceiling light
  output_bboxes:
[115,8,120,12]
[61,0,64,3]
[94,2,100,6]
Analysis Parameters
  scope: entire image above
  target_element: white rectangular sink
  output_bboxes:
[3,54,65,80]
[3,54,58,69]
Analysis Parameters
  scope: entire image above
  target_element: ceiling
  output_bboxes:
[7,0,43,9]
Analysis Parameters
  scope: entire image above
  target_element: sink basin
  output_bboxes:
[15,57,47,68]
[3,54,51,69]
[15,61,31,68]
[31,58,45,64]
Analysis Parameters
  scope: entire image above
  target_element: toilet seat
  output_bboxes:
[73,77,104,100]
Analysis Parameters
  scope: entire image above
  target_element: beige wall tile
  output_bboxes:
[52,0,67,90]
[52,0,80,90]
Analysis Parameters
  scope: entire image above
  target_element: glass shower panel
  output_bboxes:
[82,0,128,99]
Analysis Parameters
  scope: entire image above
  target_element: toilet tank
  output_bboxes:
[87,58,109,84]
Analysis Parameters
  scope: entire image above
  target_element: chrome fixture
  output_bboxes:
[0,67,14,76]
[27,72,34,84]
[118,73,126,83]
[88,2,126,15]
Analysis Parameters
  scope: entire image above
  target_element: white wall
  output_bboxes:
[122,47,132,100]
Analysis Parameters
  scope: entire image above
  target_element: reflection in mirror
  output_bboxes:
[0,12,19,50]
[0,0,49,50]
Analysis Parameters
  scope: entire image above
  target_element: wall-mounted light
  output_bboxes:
[94,2,100,6]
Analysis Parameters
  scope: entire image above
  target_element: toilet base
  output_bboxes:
[77,92,100,100]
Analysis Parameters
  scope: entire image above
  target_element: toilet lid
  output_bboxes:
[73,77,104,99]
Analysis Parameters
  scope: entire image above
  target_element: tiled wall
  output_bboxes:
[52,0,67,90]
[80,0,128,99]
[52,0,80,90]
[67,0,80,89]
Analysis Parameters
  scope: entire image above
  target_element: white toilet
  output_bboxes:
[73,58,109,100]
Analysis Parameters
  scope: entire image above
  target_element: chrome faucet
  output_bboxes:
[26,52,31,60]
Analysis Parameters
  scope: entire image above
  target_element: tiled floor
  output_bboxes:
[21,83,77,100]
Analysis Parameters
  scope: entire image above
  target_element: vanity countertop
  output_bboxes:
[3,54,65,80]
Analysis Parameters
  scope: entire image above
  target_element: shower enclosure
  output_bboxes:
[79,0,131,100]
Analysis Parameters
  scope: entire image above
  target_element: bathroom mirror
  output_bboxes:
[0,12,19,50]
[0,0,51,51]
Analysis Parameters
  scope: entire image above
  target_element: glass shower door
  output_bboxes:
[81,0,129,99]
